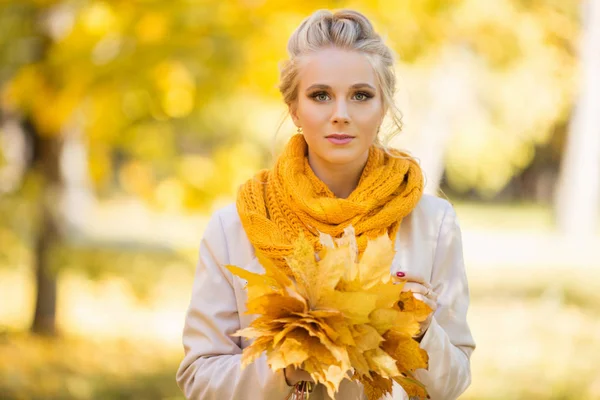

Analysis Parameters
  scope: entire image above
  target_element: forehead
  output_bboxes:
[297,48,378,90]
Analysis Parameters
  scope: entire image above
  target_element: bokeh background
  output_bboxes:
[1,0,599,399]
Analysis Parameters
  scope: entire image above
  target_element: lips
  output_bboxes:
[326,134,355,145]
[326,134,355,139]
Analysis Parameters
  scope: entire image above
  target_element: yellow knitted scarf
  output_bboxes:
[236,134,424,274]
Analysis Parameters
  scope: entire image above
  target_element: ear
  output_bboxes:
[289,103,300,127]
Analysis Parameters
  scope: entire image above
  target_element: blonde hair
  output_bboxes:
[277,9,405,152]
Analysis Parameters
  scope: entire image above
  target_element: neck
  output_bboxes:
[307,150,369,199]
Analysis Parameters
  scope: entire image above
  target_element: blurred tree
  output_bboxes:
[0,0,583,337]
[232,0,579,199]
[555,0,600,237]
[390,0,579,198]
[0,0,266,335]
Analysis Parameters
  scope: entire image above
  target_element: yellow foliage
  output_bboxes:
[356,371,393,400]
[226,227,431,399]
[136,12,169,43]
[1,0,577,207]
[81,2,117,35]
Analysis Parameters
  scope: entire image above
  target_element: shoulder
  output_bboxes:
[402,194,460,245]
[202,203,254,264]
[204,203,248,248]
[210,203,242,232]
[410,193,455,224]
[201,202,243,239]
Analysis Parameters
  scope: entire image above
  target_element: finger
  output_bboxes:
[400,282,429,295]
[392,272,431,288]
[416,286,439,300]
[398,282,439,302]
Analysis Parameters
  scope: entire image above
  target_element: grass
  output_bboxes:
[468,267,600,315]
[0,331,185,400]
[463,298,600,399]
[452,201,555,232]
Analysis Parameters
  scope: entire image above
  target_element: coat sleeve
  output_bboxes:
[413,201,476,400]
[175,211,291,400]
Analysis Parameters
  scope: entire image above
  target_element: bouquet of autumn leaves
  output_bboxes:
[226,227,431,400]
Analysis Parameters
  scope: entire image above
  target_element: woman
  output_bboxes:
[176,9,475,400]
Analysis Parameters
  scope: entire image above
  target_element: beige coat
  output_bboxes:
[176,194,476,400]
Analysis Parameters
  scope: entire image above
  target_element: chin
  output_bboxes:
[320,149,364,165]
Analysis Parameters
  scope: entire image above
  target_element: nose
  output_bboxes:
[331,99,350,125]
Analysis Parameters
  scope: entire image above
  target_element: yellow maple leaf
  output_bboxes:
[226,226,430,399]
[247,293,306,317]
[369,308,401,334]
[351,324,384,352]
[357,372,394,400]
[365,347,401,378]
[397,291,432,322]
[382,330,429,372]
[356,234,396,289]
[393,372,430,399]
[268,337,309,370]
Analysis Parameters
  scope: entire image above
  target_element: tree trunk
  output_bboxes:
[30,125,63,336]
[555,0,600,237]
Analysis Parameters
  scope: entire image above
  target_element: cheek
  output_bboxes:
[353,103,383,127]
[297,99,329,125]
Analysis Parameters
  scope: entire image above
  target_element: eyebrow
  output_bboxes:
[305,83,376,92]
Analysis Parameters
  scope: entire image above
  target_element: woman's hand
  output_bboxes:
[283,365,314,386]
[393,271,438,341]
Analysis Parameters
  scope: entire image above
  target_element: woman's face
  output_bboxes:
[290,47,385,167]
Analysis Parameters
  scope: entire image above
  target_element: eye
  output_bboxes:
[310,91,330,102]
[353,91,373,101]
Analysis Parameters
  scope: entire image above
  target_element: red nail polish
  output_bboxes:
[396,271,405,278]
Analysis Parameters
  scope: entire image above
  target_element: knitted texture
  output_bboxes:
[236,134,424,275]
